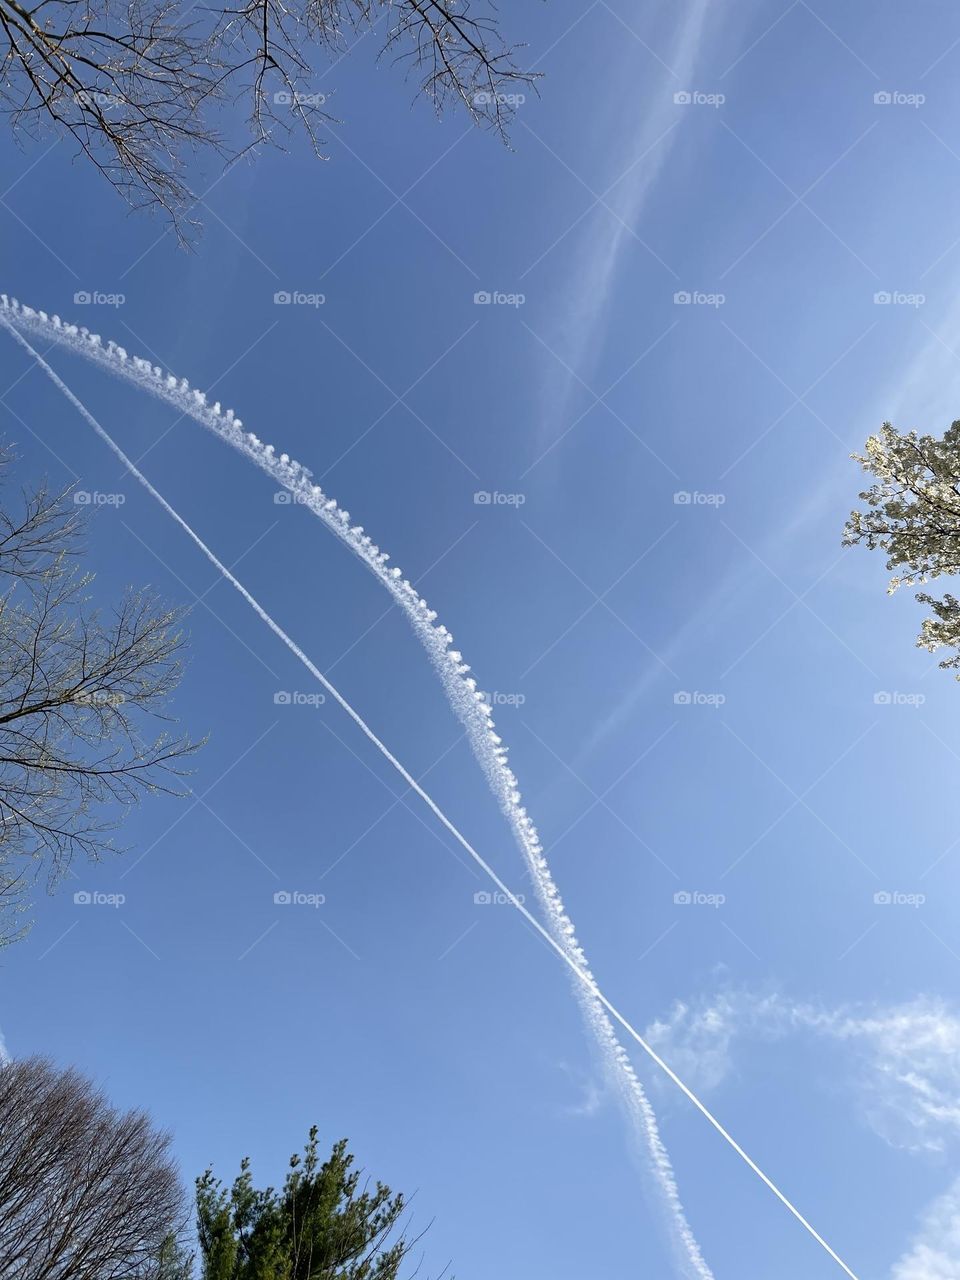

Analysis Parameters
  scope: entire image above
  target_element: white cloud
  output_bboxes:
[825,1000,960,1154]
[645,989,960,1153]
[645,990,765,1091]
[555,1060,607,1118]
[534,0,717,442]
[646,989,960,1275]
[892,1178,960,1280]
[566,1078,606,1119]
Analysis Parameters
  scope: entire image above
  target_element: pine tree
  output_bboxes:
[196,1128,446,1280]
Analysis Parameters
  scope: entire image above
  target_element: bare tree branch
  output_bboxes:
[0,0,539,233]
[0,448,200,944]
[0,1056,190,1280]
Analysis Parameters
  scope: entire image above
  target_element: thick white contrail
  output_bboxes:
[1,301,860,1280]
[0,301,712,1280]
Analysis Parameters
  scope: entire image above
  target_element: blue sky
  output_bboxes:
[4,0,960,1276]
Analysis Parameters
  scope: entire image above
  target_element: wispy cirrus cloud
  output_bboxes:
[891,1177,960,1280]
[559,1069,606,1119]
[646,988,960,1275]
[532,0,718,442]
[644,989,960,1154]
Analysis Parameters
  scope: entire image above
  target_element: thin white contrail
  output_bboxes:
[1,302,860,1280]
[0,302,712,1280]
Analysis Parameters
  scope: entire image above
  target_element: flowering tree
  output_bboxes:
[844,420,960,671]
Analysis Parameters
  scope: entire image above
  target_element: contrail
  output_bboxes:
[0,300,712,1280]
[1,301,860,1280]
